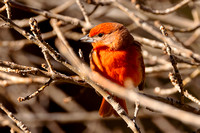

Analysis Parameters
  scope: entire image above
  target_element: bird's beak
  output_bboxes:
[79,34,94,43]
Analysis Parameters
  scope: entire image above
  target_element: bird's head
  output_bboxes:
[80,22,134,50]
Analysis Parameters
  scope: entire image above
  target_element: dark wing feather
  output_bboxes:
[134,41,145,90]
[138,54,145,90]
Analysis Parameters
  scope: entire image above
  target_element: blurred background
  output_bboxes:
[0,0,200,132]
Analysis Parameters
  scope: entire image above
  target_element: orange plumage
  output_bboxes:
[80,22,145,117]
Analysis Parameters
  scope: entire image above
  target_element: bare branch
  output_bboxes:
[135,0,192,15]
[0,103,31,133]
[4,0,11,19]
[18,78,52,102]
[160,25,185,104]
[0,0,92,29]
[76,0,92,27]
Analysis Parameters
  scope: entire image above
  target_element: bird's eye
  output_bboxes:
[98,33,104,37]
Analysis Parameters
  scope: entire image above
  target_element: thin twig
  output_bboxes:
[154,87,178,96]
[0,60,84,85]
[133,101,141,133]
[113,1,165,41]
[76,0,92,26]
[169,73,200,106]
[18,78,52,102]
[4,0,76,27]
[0,26,82,49]
[112,0,200,67]
[134,35,200,64]
[0,72,49,87]
[160,25,185,104]
[183,68,200,85]
[142,93,200,115]
[0,60,38,70]
[0,14,76,72]
[85,0,113,5]
[0,15,88,87]
[142,50,169,65]
[189,1,199,23]
[0,0,91,29]
[145,63,195,74]
[0,5,6,12]
[0,103,31,133]
[88,4,99,16]
[29,18,54,72]
[4,0,11,19]
[168,24,200,33]
[135,0,192,15]
[155,68,200,95]
[133,101,140,120]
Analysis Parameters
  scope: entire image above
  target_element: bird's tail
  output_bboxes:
[99,97,128,117]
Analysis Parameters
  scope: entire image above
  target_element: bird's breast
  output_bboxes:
[91,45,143,87]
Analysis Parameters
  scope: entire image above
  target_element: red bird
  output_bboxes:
[80,22,145,117]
